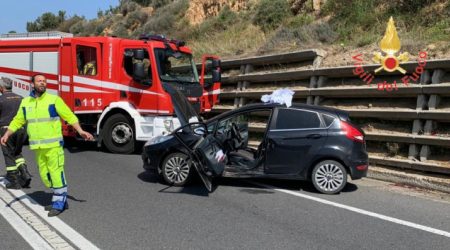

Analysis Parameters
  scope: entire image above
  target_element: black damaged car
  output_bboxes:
[142,86,368,194]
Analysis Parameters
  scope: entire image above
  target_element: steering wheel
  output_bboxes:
[231,122,244,146]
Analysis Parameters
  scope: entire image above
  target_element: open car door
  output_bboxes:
[192,134,225,191]
[164,83,224,191]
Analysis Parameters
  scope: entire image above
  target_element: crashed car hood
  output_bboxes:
[162,82,199,126]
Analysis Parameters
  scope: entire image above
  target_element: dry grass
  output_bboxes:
[187,24,267,60]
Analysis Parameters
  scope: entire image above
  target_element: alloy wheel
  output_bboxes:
[314,163,345,193]
[164,155,190,184]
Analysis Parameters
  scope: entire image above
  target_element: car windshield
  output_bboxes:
[155,48,199,84]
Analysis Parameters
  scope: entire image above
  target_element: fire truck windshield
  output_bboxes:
[155,48,199,84]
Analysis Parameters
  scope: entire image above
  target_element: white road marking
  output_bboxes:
[0,194,53,250]
[250,181,450,238]
[0,177,100,249]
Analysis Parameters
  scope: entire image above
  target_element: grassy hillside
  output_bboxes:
[24,0,450,65]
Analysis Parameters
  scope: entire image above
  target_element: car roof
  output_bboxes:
[206,102,349,122]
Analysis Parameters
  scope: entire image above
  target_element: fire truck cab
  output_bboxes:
[0,32,221,153]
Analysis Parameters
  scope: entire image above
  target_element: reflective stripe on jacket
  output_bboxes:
[8,92,78,150]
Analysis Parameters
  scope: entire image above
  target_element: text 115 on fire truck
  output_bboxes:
[0,32,221,154]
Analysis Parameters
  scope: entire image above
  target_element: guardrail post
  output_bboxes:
[313,49,326,69]
[234,64,253,108]
[307,76,318,104]
[239,64,253,107]
[313,76,327,105]
[409,119,423,160]
[234,65,246,108]
[419,69,444,161]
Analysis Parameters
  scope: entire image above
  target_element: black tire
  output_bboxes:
[311,160,347,194]
[161,152,192,186]
[102,113,135,154]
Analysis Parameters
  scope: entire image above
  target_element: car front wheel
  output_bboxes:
[311,160,347,194]
[162,152,192,186]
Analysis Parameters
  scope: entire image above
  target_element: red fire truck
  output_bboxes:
[0,32,221,153]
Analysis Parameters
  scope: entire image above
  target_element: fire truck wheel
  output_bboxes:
[102,113,135,154]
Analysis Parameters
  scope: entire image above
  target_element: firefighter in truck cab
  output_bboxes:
[1,74,94,217]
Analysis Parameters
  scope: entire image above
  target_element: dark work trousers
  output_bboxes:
[1,127,27,170]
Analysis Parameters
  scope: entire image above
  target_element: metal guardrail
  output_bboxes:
[212,52,450,176]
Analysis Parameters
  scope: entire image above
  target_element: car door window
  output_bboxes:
[322,114,336,127]
[275,108,321,129]
[216,109,272,148]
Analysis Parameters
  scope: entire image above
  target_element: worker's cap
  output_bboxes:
[0,77,12,90]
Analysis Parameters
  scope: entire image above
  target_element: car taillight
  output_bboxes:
[356,164,368,171]
[340,121,364,143]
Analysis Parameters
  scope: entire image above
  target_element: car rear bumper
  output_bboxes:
[348,160,368,180]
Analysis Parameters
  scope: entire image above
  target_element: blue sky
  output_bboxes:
[0,0,120,34]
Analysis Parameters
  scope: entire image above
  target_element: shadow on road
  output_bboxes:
[157,185,210,197]
[64,139,98,153]
[137,171,359,196]
[137,171,210,196]
[24,191,87,207]
[218,178,358,195]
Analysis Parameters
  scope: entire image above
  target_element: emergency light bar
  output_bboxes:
[139,34,186,47]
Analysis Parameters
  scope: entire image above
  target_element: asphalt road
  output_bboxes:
[1,143,450,249]
[0,215,30,249]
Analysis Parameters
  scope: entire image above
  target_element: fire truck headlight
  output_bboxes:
[163,120,174,132]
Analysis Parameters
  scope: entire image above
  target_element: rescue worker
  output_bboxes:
[0,78,31,189]
[82,61,97,75]
[0,74,93,217]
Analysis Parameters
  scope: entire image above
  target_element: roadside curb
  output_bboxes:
[368,165,450,194]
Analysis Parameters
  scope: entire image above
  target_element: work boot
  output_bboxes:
[48,202,69,217]
[48,208,64,217]
[5,171,21,189]
[45,202,69,211]
[17,164,32,188]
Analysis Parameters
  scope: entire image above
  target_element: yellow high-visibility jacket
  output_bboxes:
[8,92,78,150]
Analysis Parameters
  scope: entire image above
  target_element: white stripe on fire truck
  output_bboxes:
[61,85,70,92]
[137,109,170,114]
[0,72,58,85]
[74,110,103,114]
[0,72,30,81]
[74,76,163,96]
[46,79,58,85]
[61,75,70,83]
[74,86,109,93]
[203,89,221,96]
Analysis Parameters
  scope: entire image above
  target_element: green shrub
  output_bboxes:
[112,23,130,38]
[125,10,149,29]
[253,0,292,32]
[120,0,140,16]
[69,20,86,35]
[287,14,314,28]
[141,0,188,35]
[26,11,65,32]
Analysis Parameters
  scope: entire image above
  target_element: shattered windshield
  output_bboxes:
[155,48,199,84]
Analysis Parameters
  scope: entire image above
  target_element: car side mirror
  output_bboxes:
[212,59,221,68]
[134,49,145,60]
[193,127,206,136]
[133,62,145,81]
[211,69,221,83]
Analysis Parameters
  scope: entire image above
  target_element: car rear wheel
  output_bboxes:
[162,152,192,186]
[311,160,347,194]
